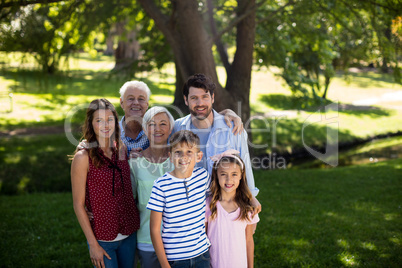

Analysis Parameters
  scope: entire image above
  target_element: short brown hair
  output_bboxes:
[169,130,200,152]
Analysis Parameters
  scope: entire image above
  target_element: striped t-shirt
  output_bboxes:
[146,167,211,261]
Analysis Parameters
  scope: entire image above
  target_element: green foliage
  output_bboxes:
[0,1,118,73]
[255,0,402,105]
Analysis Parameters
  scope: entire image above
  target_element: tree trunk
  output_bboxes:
[322,75,330,99]
[138,0,255,125]
[224,0,255,124]
[113,21,139,72]
[104,29,115,56]
[173,60,188,116]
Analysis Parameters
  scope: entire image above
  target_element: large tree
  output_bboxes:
[137,0,264,123]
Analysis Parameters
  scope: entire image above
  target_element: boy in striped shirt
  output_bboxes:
[147,130,211,268]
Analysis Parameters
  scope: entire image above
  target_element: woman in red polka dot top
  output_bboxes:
[71,99,140,268]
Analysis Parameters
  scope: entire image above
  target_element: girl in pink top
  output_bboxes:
[205,150,260,268]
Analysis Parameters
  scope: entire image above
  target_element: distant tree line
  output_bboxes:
[1,0,401,121]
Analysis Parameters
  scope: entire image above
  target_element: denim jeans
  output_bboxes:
[168,250,210,268]
[137,249,161,268]
[92,233,137,268]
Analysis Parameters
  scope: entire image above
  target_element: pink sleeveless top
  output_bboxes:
[85,148,140,241]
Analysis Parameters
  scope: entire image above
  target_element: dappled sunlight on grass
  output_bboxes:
[338,251,358,267]
[361,241,377,251]
[333,71,399,89]
[337,238,351,249]
[389,237,400,246]
[251,115,356,155]
[0,93,122,131]
[0,134,73,194]
[253,159,402,266]
[327,72,402,105]
[17,176,30,194]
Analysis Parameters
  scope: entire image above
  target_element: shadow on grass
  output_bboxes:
[336,71,397,88]
[0,134,74,195]
[0,68,175,97]
[254,159,402,266]
[259,94,392,117]
[251,114,357,156]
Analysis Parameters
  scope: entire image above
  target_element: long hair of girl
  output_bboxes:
[209,155,253,221]
[81,98,120,168]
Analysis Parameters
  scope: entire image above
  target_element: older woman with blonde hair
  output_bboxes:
[129,106,175,268]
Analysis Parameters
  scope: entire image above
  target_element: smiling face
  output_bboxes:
[184,87,214,121]
[217,162,242,196]
[120,87,149,121]
[144,112,172,146]
[92,109,116,140]
[169,142,203,177]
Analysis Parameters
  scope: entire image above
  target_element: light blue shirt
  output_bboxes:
[189,121,211,169]
[173,110,259,196]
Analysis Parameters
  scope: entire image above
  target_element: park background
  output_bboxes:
[0,0,401,267]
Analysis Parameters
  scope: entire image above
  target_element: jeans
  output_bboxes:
[168,250,210,268]
[92,233,137,268]
[137,249,161,268]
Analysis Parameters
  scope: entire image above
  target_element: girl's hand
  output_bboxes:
[89,243,111,268]
[250,196,262,216]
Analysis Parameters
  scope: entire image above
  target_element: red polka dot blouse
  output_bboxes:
[85,148,140,241]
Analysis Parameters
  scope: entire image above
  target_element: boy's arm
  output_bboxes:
[150,210,170,268]
[246,223,256,268]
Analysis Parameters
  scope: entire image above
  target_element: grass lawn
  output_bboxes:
[1,158,401,267]
[1,52,401,266]
[1,53,402,155]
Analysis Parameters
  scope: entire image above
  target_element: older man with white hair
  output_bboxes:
[119,81,152,155]
[118,80,243,156]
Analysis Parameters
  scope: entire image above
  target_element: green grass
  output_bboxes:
[2,53,401,155]
[0,134,74,194]
[0,193,92,267]
[1,159,401,267]
[253,158,402,267]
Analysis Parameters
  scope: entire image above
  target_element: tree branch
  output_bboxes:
[256,0,296,24]
[213,0,266,43]
[315,1,362,37]
[206,0,230,73]
[137,0,176,45]
[0,0,65,9]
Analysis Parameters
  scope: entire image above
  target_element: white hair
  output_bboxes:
[119,81,151,101]
[143,106,175,132]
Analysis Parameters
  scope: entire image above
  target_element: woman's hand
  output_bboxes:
[89,243,111,268]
